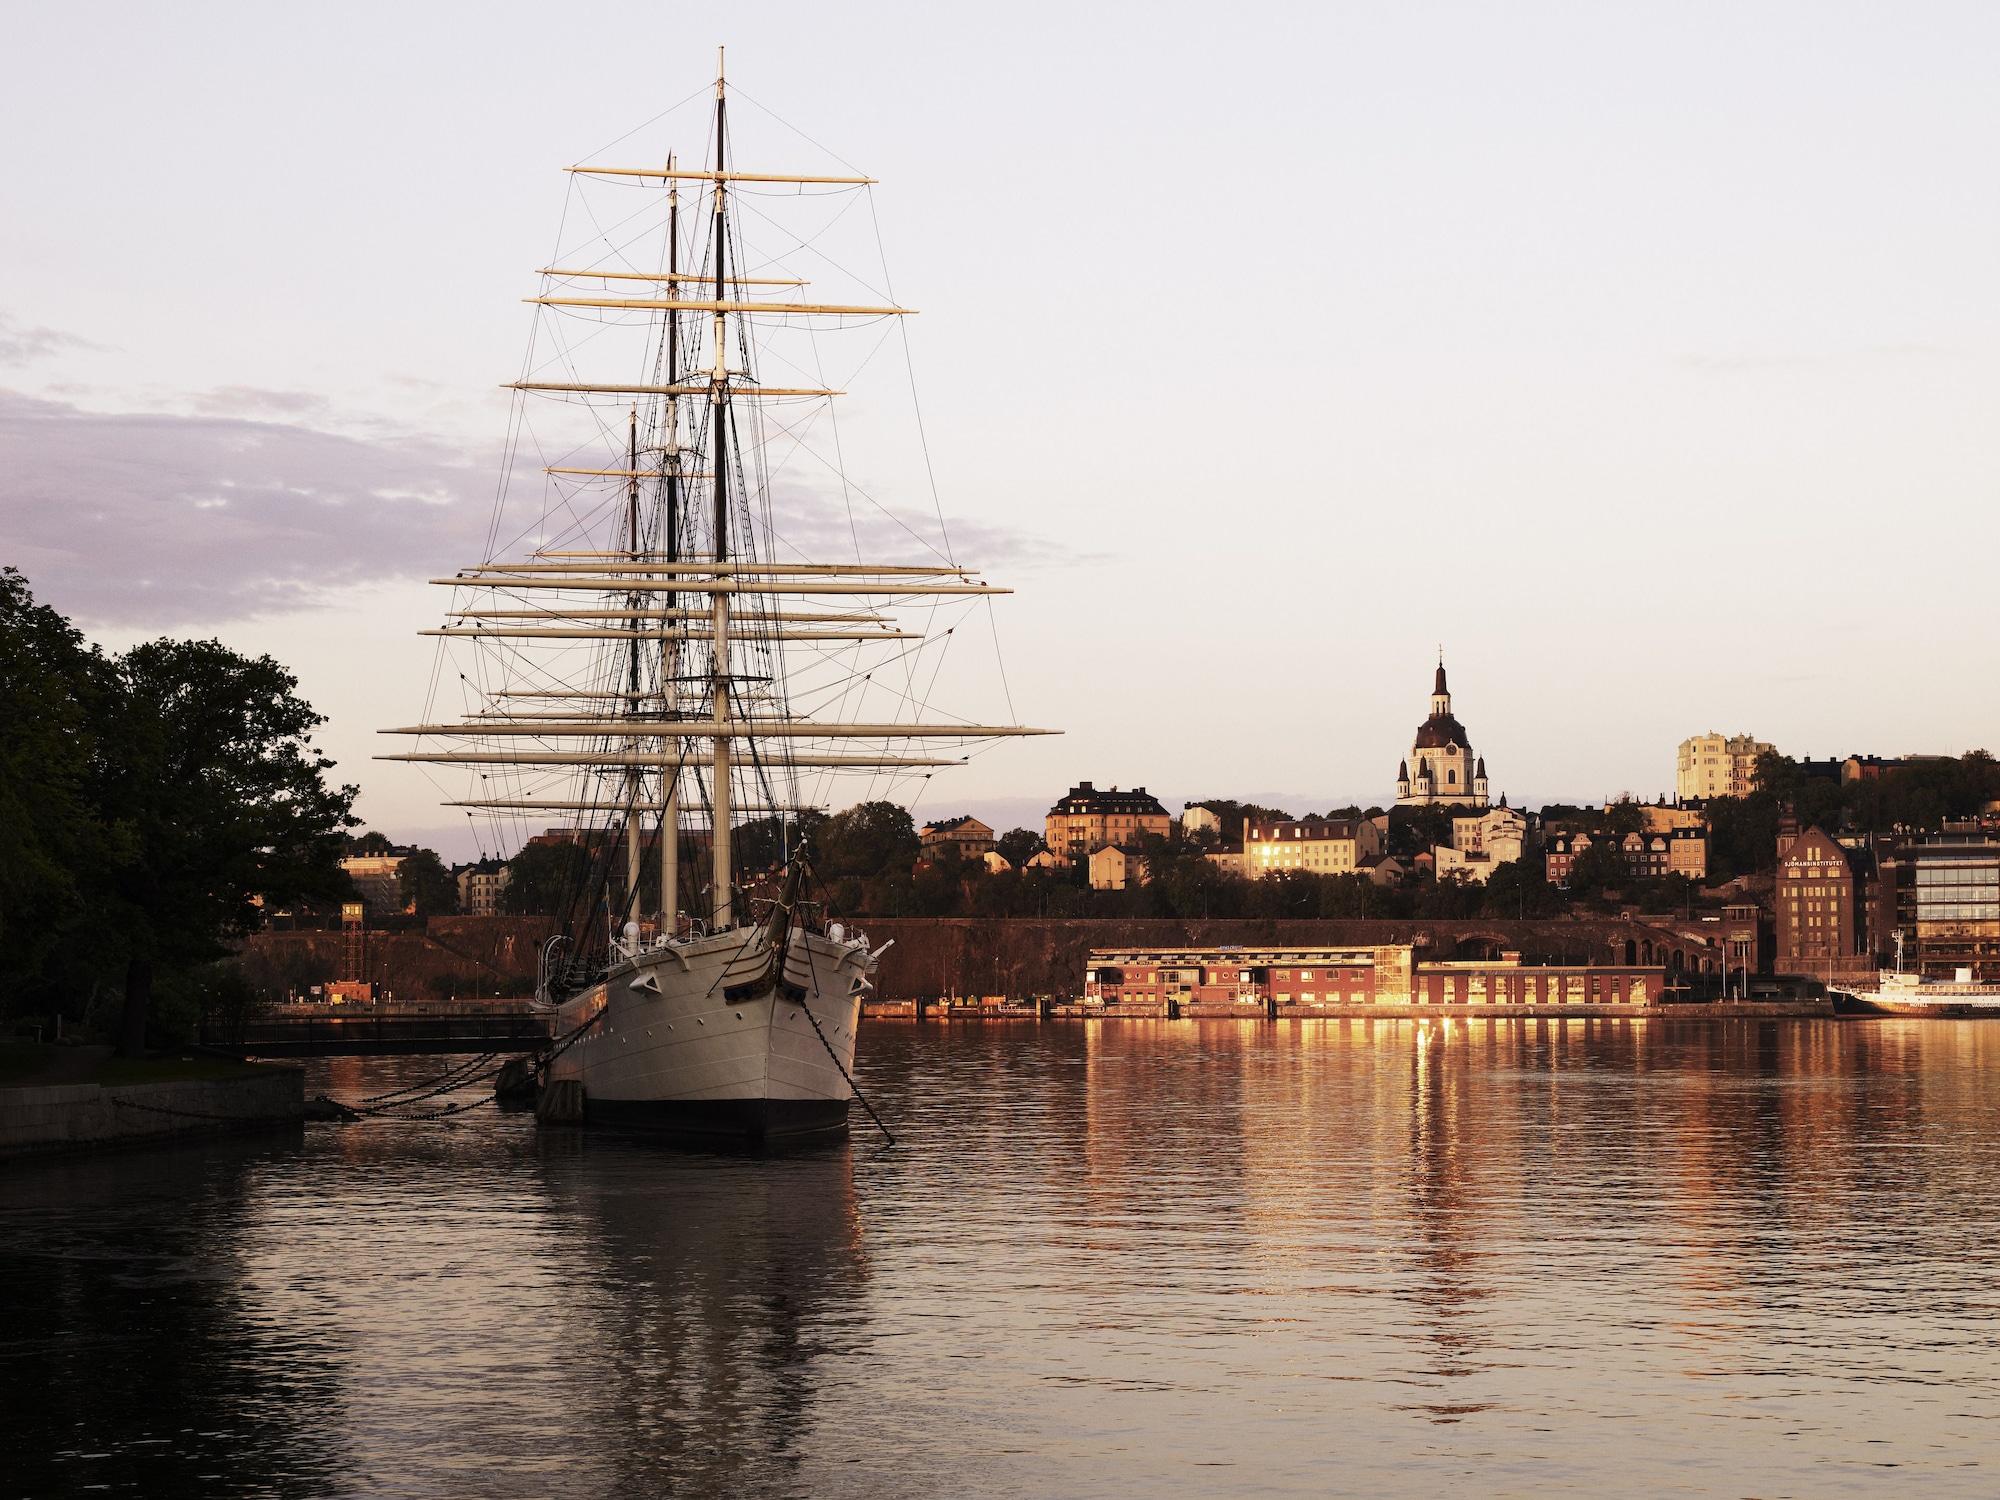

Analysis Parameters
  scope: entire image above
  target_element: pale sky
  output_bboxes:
[4,2,1997,858]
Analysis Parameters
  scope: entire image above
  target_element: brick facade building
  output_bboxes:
[1774,825,1858,973]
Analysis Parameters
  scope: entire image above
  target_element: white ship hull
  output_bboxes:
[1833,972,2000,1018]
[546,926,876,1144]
[1833,989,2000,1018]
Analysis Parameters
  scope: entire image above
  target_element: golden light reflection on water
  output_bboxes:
[7,1020,2000,1496]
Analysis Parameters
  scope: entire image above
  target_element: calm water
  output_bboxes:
[6,1019,2000,1497]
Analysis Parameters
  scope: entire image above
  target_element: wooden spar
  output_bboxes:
[509,381,841,397]
[446,800,819,813]
[530,295,912,316]
[418,627,914,641]
[544,467,714,478]
[540,269,806,285]
[384,720,1057,738]
[380,750,963,768]
[456,561,974,576]
[565,167,874,184]
[484,693,657,700]
[448,609,889,622]
[432,576,1009,596]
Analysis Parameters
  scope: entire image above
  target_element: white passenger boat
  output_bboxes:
[1832,969,2000,1018]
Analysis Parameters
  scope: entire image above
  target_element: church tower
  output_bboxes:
[1394,652,1489,809]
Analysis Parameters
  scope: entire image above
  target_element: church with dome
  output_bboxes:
[1395,655,1489,808]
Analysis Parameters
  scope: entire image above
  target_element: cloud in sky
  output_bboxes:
[0,388,484,626]
[0,387,1066,631]
[0,312,106,367]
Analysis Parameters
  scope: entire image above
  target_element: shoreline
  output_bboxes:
[0,1065,305,1161]
[863,998,1836,1021]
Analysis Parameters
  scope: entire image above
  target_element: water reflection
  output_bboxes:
[6,1022,2000,1496]
[0,1136,350,1497]
[537,1138,867,1496]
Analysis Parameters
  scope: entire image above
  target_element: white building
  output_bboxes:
[1433,805,1527,884]
[455,863,511,916]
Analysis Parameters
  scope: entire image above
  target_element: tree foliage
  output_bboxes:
[0,577,358,1047]
[816,801,920,880]
[99,637,357,1051]
[995,827,1045,868]
[500,841,593,915]
[0,569,112,1008]
[397,848,459,916]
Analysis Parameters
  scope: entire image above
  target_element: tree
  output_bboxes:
[995,826,1044,868]
[1192,800,1292,843]
[1564,839,1631,902]
[397,848,458,916]
[501,840,592,915]
[99,638,356,1054]
[1387,803,1456,857]
[346,829,396,856]
[1601,798,1645,837]
[0,569,112,1018]
[1479,856,1563,918]
[818,801,920,880]
[735,813,811,872]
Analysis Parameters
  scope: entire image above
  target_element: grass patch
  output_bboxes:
[0,1043,277,1089]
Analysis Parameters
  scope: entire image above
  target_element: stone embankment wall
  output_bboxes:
[236,917,555,1001]
[0,1069,304,1159]
[235,915,1720,1004]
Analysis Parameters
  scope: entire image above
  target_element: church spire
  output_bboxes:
[1433,647,1449,699]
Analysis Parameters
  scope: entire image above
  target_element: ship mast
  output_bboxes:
[708,48,735,929]
[624,406,640,916]
[386,51,1058,981]
[660,156,682,932]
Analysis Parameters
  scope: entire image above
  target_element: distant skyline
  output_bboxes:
[5,2,1998,860]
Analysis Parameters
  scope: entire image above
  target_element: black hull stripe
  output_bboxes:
[584,1095,849,1145]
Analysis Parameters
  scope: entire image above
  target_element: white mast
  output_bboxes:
[708,49,734,929]
[660,152,682,933]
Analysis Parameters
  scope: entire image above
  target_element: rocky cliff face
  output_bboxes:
[234,917,555,1001]
[234,914,1699,1003]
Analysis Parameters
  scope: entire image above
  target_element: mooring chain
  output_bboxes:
[354,1051,504,1108]
[110,1097,301,1125]
[801,972,895,1146]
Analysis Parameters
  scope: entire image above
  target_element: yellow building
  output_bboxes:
[1244,817,1383,878]
[1046,782,1170,857]
[1676,733,1773,801]
[1089,845,1149,890]
[1203,844,1245,877]
[1612,800,1707,835]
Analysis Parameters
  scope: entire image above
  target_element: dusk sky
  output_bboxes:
[5,2,1997,857]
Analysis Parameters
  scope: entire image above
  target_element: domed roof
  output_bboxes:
[1413,712,1470,751]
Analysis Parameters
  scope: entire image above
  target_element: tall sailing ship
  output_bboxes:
[383,54,1049,1142]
